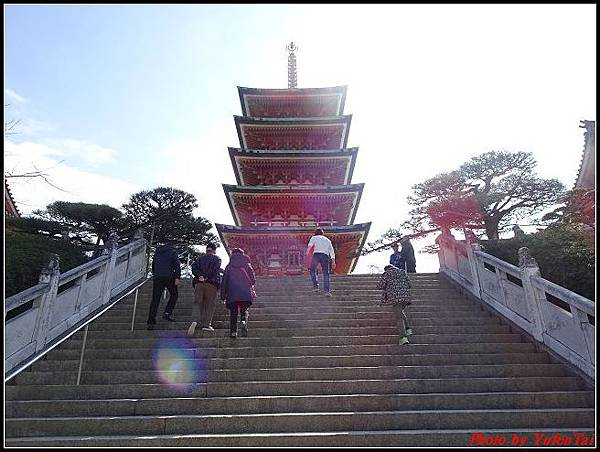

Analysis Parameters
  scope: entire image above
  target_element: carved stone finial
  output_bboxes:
[518,247,538,269]
[465,229,479,243]
[103,231,119,254]
[512,224,525,238]
[286,41,298,88]
[38,254,60,283]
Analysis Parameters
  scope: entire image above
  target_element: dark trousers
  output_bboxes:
[310,252,331,292]
[394,304,411,337]
[406,261,416,273]
[229,302,251,334]
[147,277,178,325]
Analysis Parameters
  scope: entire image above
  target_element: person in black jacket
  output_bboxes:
[187,243,222,336]
[147,243,181,330]
[220,248,256,338]
[400,236,416,273]
[389,242,405,270]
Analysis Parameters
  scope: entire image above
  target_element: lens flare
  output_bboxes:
[152,337,206,392]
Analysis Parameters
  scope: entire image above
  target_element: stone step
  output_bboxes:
[107,305,475,319]
[54,333,524,351]
[93,316,506,329]
[15,363,568,385]
[98,306,490,329]
[95,311,496,326]
[107,301,478,315]
[68,324,511,341]
[5,428,596,447]
[5,376,584,401]
[114,298,470,310]
[43,342,539,361]
[30,352,550,372]
[6,408,595,437]
[124,291,464,302]
[99,309,487,324]
[6,391,595,418]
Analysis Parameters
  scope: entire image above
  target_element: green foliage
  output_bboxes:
[406,150,565,240]
[34,201,124,250]
[121,186,218,252]
[5,216,65,236]
[480,223,595,301]
[5,229,89,297]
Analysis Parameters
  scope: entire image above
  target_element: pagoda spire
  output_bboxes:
[286,41,298,89]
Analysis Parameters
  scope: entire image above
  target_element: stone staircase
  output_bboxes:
[5,274,595,447]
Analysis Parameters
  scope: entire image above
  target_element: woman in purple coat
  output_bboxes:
[220,248,256,338]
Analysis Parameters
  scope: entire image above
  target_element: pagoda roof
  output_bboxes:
[235,116,352,150]
[222,183,364,227]
[215,222,371,274]
[238,86,347,118]
[227,147,359,186]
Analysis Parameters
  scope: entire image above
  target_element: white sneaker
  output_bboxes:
[399,336,410,345]
[312,288,321,293]
[406,328,413,336]
[324,292,332,297]
[201,326,215,332]
[187,322,197,337]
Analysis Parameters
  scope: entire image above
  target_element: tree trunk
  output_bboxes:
[484,218,500,240]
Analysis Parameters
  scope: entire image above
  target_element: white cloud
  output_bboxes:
[18,118,57,137]
[4,88,28,104]
[4,141,137,214]
[42,138,118,166]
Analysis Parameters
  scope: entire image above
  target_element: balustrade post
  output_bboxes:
[435,233,447,272]
[518,247,546,341]
[32,254,61,353]
[436,229,455,275]
[465,242,483,299]
[100,232,120,306]
[572,308,595,370]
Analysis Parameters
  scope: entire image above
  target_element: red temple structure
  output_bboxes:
[5,180,20,217]
[216,43,370,275]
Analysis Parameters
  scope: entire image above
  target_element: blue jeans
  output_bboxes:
[310,252,330,292]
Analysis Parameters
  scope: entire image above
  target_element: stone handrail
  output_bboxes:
[437,231,595,380]
[5,234,148,380]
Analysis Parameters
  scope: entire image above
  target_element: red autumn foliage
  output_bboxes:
[427,195,485,231]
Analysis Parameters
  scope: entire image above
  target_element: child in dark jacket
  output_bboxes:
[376,264,413,345]
[220,248,256,338]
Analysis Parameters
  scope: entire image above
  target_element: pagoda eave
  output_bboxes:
[222,183,365,227]
[238,85,347,118]
[216,222,371,275]
[235,116,352,150]
[228,147,359,186]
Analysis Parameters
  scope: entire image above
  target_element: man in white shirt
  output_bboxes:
[307,228,336,297]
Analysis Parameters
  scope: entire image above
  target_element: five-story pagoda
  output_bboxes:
[216,43,370,276]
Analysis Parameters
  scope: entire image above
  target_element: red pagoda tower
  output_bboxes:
[216,43,370,276]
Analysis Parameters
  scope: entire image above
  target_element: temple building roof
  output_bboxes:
[574,120,595,190]
[223,183,364,227]
[235,116,351,150]
[4,180,20,217]
[228,147,359,186]
[215,222,371,274]
[238,86,347,118]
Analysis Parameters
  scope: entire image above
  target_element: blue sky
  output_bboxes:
[5,4,596,272]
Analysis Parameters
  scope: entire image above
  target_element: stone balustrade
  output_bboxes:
[5,233,147,379]
[437,231,595,380]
